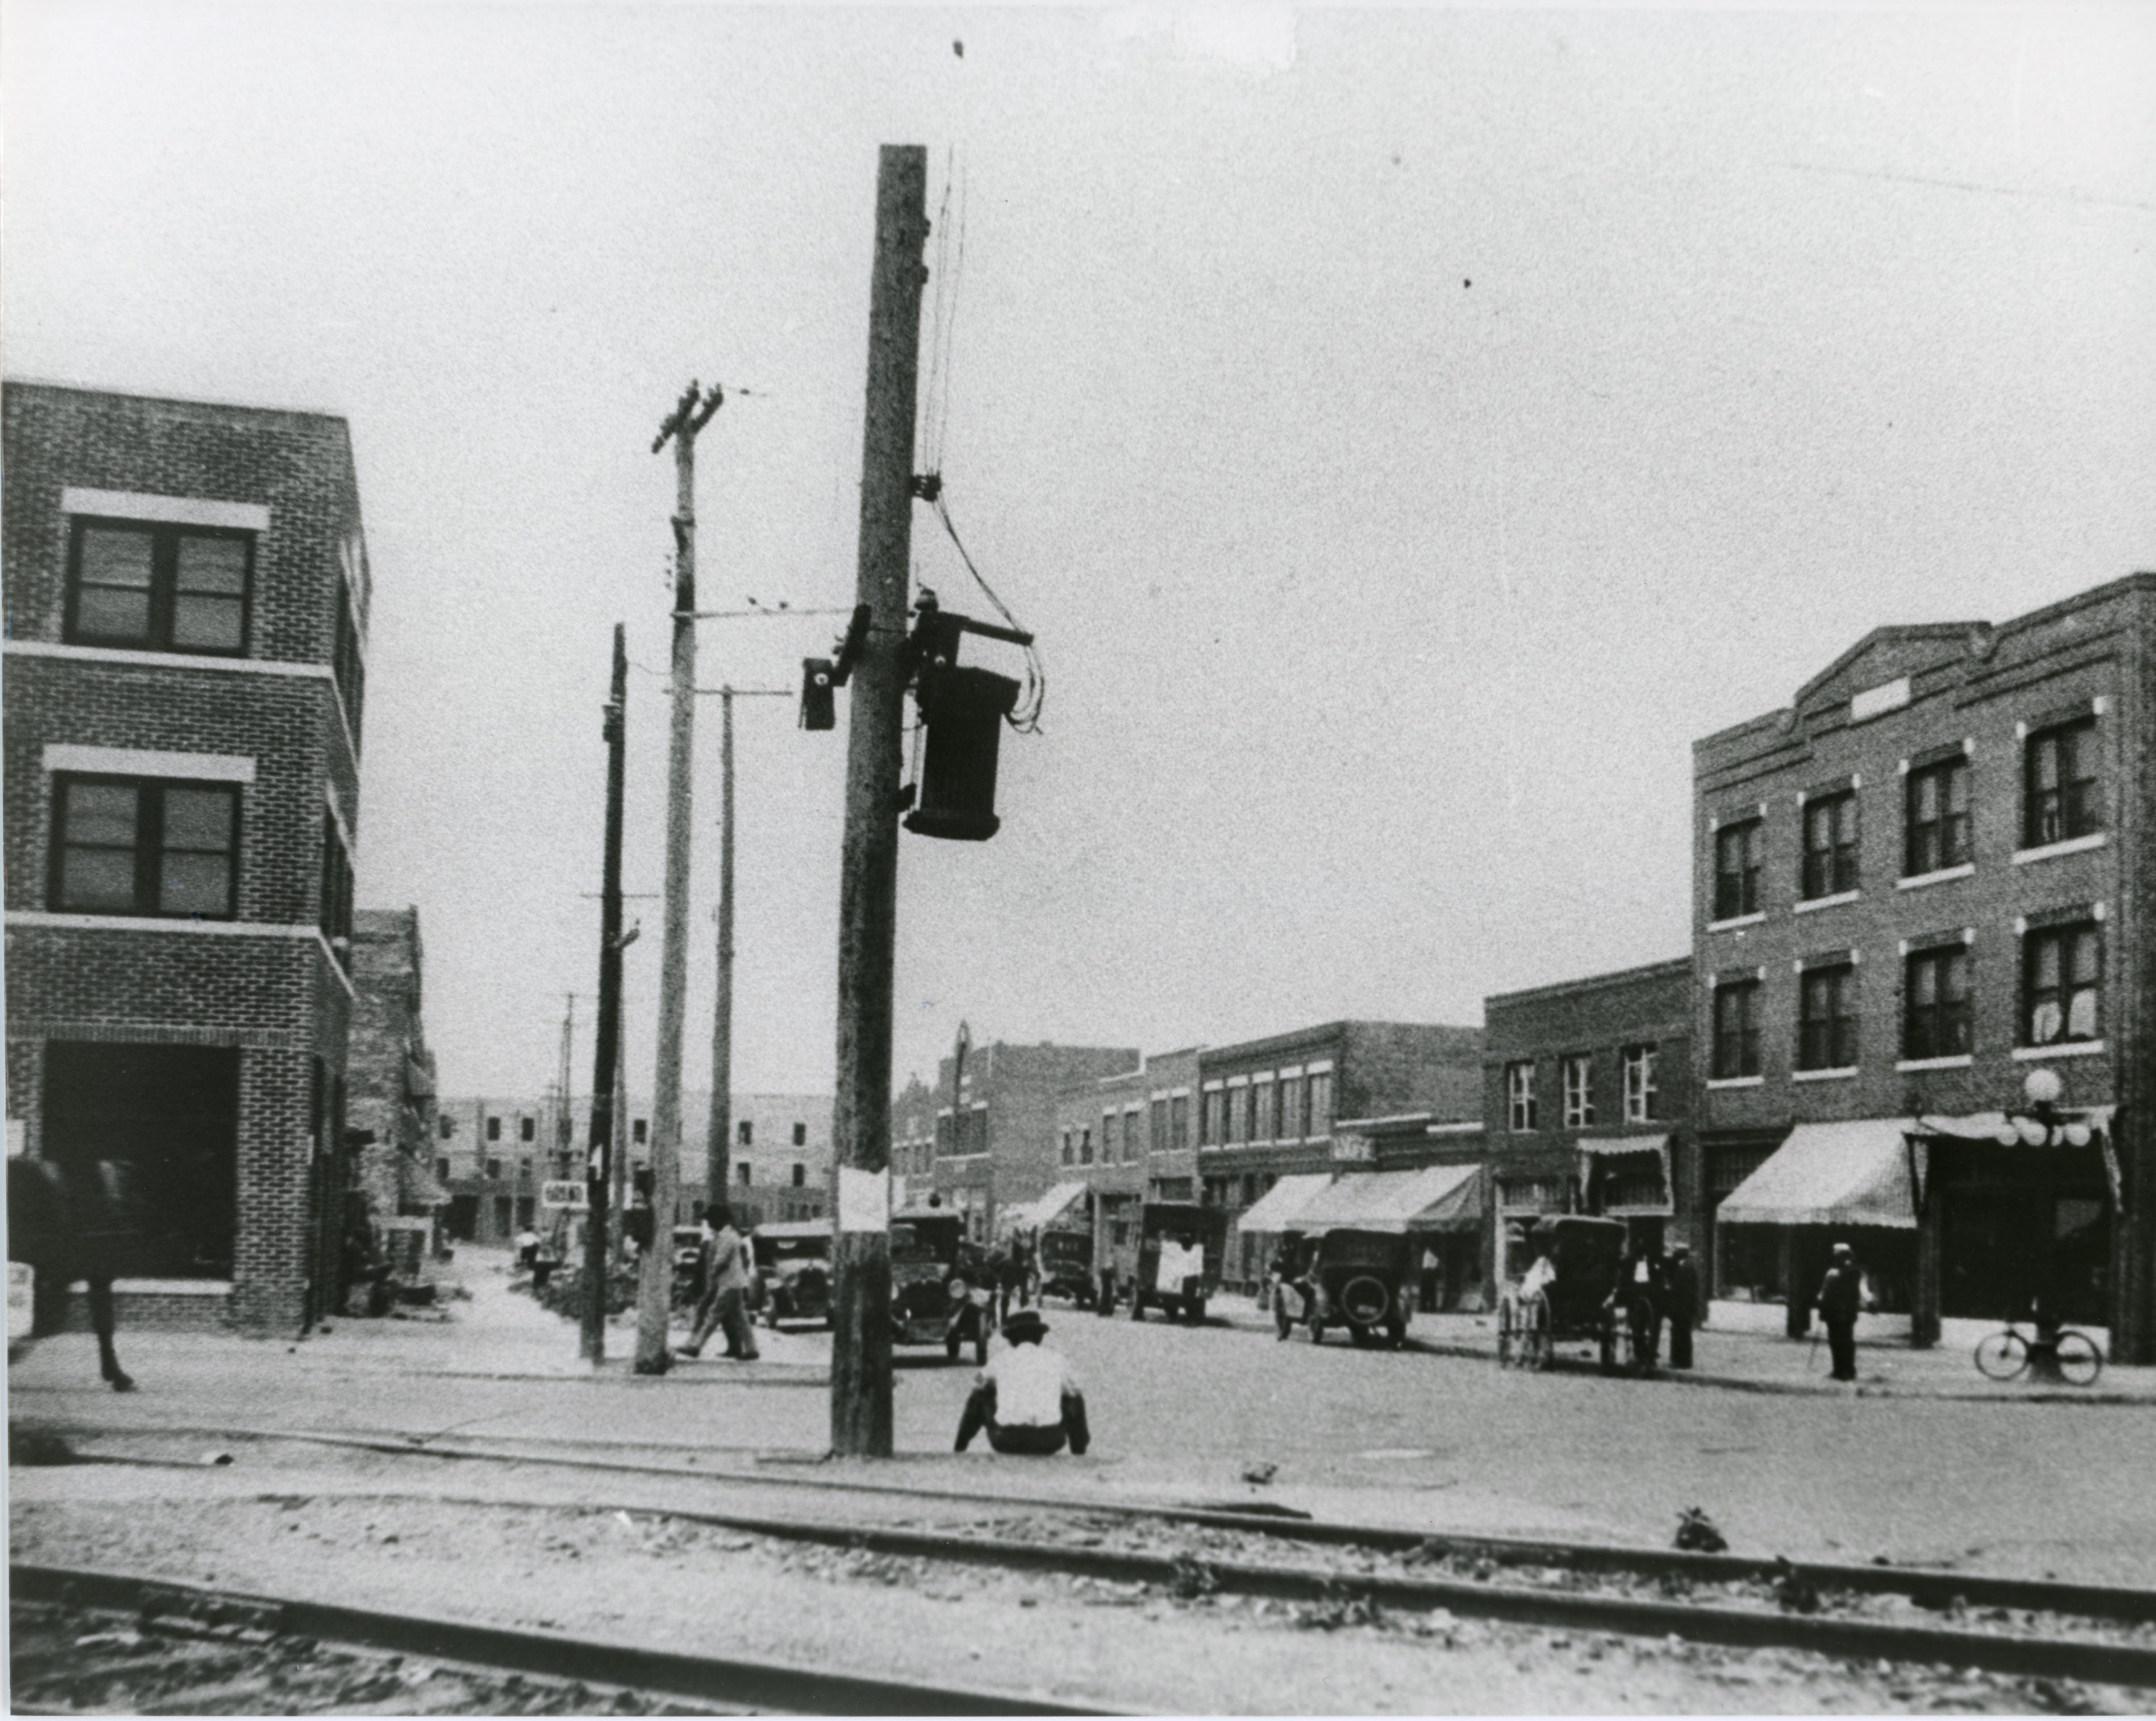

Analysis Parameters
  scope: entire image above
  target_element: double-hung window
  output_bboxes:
[2024,719,2101,847]
[1712,981,1761,1079]
[1801,792,1859,899]
[2023,924,2101,1047]
[1277,1074,1303,1141]
[1714,819,1763,920]
[1305,1068,1333,1137]
[1797,965,1859,1071]
[1561,1055,1593,1129]
[1506,1061,1537,1132]
[1905,756,1971,875]
[1079,1127,1093,1166]
[1903,946,1972,1059]
[67,518,254,655]
[50,775,240,919]
[1622,1045,1659,1122]
[1123,1108,1141,1163]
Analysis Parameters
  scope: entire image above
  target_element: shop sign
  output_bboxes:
[541,1180,588,1210]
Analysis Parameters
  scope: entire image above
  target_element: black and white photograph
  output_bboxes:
[5,1,2155,1712]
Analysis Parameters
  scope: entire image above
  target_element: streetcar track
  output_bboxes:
[9,1563,1120,1716]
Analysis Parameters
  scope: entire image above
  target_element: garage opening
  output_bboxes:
[42,1042,240,1279]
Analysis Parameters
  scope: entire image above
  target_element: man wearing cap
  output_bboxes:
[1663,1243,1701,1370]
[1815,1242,1862,1383]
[955,1309,1091,1456]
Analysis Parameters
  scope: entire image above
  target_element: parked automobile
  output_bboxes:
[889,1207,991,1364]
[1496,1214,1637,1373]
[1035,1228,1096,1308]
[752,1218,832,1329]
[1281,1227,1414,1348]
[1129,1202,1227,1324]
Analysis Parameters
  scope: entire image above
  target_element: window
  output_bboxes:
[486,1158,502,1180]
[1170,1093,1189,1149]
[439,1116,455,1139]
[1559,1055,1593,1128]
[2024,924,2101,1046]
[1200,1088,1223,1145]
[632,1118,648,1145]
[738,1119,753,1146]
[1801,792,1859,899]
[519,1157,533,1182]
[50,775,239,919]
[333,580,365,746]
[1079,1127,1093,1166]
[791,1163,806,1187]
[1123,1109,1140,1163]
[1713,981,1762,1079]
[519,1117,535,1143]
[792,1121,807,1147]
[1307,1069,1333,1136]
[486,1117,502,1143]
[1060,1129,1074,1167]
[2024,719,2101,847]
[1903,946,1972,1059]
[1225,1087,1246,1145]
[1798,965,1859,1070]
[1714,818,1763,920]
[320,815,353,960]
[1277,1075,1303,1140]
[737,1162,752,1185]
[1905,757,1971,876]
[66,518,253,655]
[1149,1098,1168,1155]
[1622,1045,1659,1122]
[1506,1061,1537,1132]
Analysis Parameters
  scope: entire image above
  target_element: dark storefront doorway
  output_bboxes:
[446,1195,479,1241]
[1932,1139,2110,1327]
[42,1041,239,1280]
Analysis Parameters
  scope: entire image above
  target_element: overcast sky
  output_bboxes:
[8,3,2153,1103]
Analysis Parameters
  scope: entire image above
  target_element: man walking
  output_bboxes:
[1815,1241,1862,1383]
[955,1309,1090,1455]
[1663,1243,1701,1370]
[676,1205,758,1362]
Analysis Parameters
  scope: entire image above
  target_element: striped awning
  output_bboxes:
[1717,1121,1915,1230]
[1289,1163,1482,1235]
[1233,1173,1335,1235]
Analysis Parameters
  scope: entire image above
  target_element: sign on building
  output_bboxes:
[541,1180,588,1210]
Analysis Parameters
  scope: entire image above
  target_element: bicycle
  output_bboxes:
[1973,1316,2103,1387]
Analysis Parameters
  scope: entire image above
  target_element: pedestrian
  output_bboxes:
[515,1225,541,1272]
[1815,1241,1862,1383]
[1094,1258,1117,1317]
[1613,1238,1663,1371]
[1663,1243,1701,1370]
[1158,1230,1205,1323]
[1268,1236,1303,1339]
[675,1205,758,1362]
[955,1309,1091,1456]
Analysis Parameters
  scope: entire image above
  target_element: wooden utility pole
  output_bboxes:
[706,688,735,1214]
[581,626,628,1366]
[638,381,724,1375]
[829,145,930,1457]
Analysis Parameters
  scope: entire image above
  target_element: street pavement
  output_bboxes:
[12,1247,2156,1586]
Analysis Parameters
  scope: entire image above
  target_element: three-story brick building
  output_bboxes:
[4,383,373,1332]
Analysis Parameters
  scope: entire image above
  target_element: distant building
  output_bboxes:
[346,907,448,1242]
[711,1093,833,1226]
[1048,1046,1201,1288]
[1693,574,2155,1360]
[1196,1021,1483,1291]
[3,382,373,1332]
[1482,959,1692,1291]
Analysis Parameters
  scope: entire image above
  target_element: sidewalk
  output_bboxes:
[1201,1294,2156,1404]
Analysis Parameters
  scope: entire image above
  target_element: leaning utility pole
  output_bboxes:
[582,626,629,1366]
[706,687,735,1214]
[829,145,930,1457]
[638,382,725,1374]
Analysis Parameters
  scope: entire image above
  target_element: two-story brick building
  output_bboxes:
[346,907,446,1254]
[1482,959,1692,1289]
[1694,575,2154,1360]
[1196,1020,1483,1291]
[4,382,373,1332]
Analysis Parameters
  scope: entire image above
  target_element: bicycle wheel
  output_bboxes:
[1974,1330,2028,1381]
[2054,1330,2103,1387]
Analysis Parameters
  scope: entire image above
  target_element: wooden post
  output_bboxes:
[638,383,723,1374]
[707,688,735,1215]
[829,145,929,1457]
[581,625,628,1366]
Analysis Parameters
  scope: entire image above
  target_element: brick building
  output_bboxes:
[710,1092,833,1225]
[346,907,446,1245]
[1046,1046,1201,1285]
[1482,958,1692,1289]
[1693,575,2155,1360]
[435,1095,560,1245]
[4,382,372,1332]
[1196,1021,1483,1291]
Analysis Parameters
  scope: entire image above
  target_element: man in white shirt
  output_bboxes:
[955,1309,1090,1455]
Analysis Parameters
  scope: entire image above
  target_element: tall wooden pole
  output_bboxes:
[830,145,929,1457]
[638,382,723,1374]
[706,688,735,1214]
[581,625,627,1366]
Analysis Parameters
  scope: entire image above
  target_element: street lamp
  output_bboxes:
[1992,1067,2095,1150]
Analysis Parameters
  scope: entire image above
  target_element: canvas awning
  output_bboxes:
[1577,1134,1672,1217]
[1289,1163,1483,1235]
[1716,1121,1915,1230]
[1914,1108,2121,1207]
[1233,1173,1335,1235]
[1000,1181,1089,1235]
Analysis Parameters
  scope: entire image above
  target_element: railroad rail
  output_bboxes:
[9,1563,1113,1716]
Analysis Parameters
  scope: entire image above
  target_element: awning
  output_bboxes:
[1915,1108,2121,1208]
[1290,1163,1483,1235]
[1577,1134,1672,1216]
[999,1181,1089,1235]
[1233,1173,1334,1235]
[1716,1121,1915,1230]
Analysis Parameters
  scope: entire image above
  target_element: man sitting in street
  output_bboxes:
[955,1309,1090,1456]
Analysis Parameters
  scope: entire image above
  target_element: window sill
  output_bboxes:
[2013,833,2106,866]
[1897,863,1974,892]
[1706,1076,1764,1090]
[1708,912,1767,933]
[1792,1067,1859,1083]
[1896,1055,1972,1072]
[1793,891,1860,915]
[2013,1041,2106,1062]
